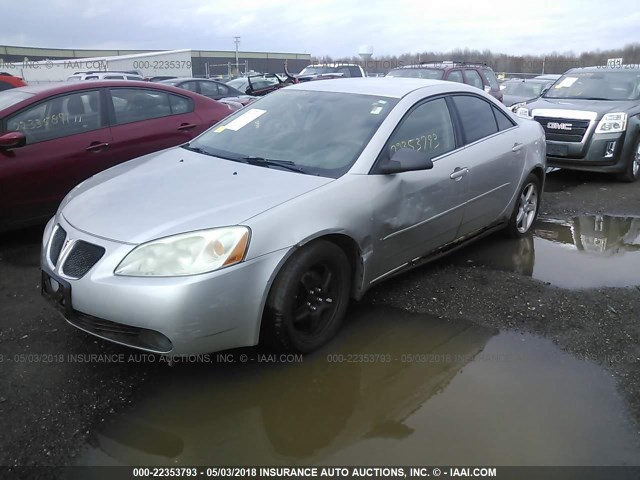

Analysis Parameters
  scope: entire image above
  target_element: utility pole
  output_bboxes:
[234,36,241,75]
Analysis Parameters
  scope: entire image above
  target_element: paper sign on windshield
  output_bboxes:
[555,77,578,88]
[224,108,267,131]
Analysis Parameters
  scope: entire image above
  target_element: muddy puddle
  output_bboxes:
[450,215,640,289]
[76,306,640,466]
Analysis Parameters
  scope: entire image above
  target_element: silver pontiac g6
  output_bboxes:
[41,78,546,355]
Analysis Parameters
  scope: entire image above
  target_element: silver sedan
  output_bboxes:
[41,78,546,355]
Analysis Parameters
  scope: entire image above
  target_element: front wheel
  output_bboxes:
[616,137,640,182]
[262,240,351,353]
[506,174,541,238]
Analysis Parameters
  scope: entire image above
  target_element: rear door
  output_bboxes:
[106,87,202,162]
[369,96,468,279]
[449,94,525,235]
[446,70,464,83]
[0,89,113,224]
[463,69,484,91]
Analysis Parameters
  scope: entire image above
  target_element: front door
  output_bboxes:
[368,97,469,281]
[0,89,113,225]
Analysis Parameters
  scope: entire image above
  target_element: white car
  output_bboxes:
[67,71,144,81]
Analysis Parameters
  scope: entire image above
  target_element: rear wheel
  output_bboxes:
[506,174,541,238]
[616,137,640,182]
[262,240,351,353]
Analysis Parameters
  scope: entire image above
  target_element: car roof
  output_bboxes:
[305,63,360,67]
[567,65,640,73]
[8,80,192,98]
[504,78,550,84]
[287,77,463,98]
[391,62,491,71]
[160,77,218,82]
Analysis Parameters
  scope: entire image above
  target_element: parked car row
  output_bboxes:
[2,61,637,359]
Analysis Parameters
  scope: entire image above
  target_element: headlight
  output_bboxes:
[516,106,532,119]
[511,102,526,113]
[115,226,250,277]
[595,112,627,133]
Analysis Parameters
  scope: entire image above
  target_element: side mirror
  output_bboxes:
[378,148,433,174]
[0,131,26,150]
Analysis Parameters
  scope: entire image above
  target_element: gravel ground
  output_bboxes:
[0,169,639,468]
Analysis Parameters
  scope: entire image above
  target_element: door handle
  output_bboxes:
[450,167,469,180]
[178,123,197,131]
[512,142,524,152]
[85,142,109,152]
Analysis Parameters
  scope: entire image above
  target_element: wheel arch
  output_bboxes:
[254,231,367,345]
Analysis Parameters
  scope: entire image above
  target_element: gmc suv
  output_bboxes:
[516,66,640,182]
[386,61,503,102]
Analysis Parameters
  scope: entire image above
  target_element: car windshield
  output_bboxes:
[0,90,33,110]
[188,89,398,178]
[386,68,444,80]
[299,66,340,75]
[544,70,640,100]
[503,81,546,98]
[159,79,183,85]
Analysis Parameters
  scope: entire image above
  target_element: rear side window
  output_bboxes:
[452,95,498,144]
[109,88,172,125]
[482,69,500,91]
[447,70,464,83]
[7,90,104,144]
[463,70,484,89]
[199,81,220,97]
[180,81,199,92]
[493,106,516,131]
[104,75,125,80]
[168,94,193,115]
[386,97,455,159]
[348,66,362,77]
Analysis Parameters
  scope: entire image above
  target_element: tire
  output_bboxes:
[262,240,351,353]
[616,137,640,183]
[505,173,541,238]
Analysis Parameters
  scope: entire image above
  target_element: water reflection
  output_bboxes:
[77,306,640,466]
[449,215,640,288]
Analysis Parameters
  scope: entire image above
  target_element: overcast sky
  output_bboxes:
[1,0,638,57]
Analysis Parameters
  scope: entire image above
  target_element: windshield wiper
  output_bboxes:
[181,144,215,156]
[242,156,307,174]
[546,96,612,101]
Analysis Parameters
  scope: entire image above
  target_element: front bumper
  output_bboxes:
[546,131,631,173]
[40,216,290,355]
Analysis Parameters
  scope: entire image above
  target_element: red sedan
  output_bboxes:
[0,72,27,91]
[0,81,233,231]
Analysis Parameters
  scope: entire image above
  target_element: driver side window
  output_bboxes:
[7,90,104,144]
[387,97,455,160]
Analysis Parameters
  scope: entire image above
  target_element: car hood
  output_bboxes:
[525,97,637,116]
[61,147,333,244]
[503,94,535,107]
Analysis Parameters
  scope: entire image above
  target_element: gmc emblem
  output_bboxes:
[547,122,573,131]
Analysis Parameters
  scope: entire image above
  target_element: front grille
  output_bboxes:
[534,116,591,143]
[61,241,105,278]
[49,226,66,266]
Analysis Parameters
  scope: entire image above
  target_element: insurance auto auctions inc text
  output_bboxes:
[255,467,497,477]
